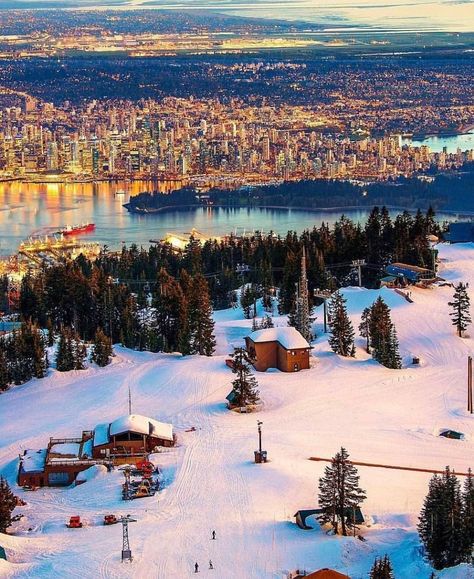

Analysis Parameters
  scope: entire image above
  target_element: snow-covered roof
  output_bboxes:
[248,327,310,349]
[21,449,47,473]
[109,414,174,442]
[93,423,110,447]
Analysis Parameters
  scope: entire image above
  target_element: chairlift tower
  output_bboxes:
[120,514,137,562]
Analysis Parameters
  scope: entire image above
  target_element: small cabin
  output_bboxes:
[245,327,311,373]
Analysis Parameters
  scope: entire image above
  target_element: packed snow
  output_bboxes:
[2,243,474,578]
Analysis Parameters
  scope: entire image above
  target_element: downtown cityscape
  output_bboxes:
[0,4,474,579]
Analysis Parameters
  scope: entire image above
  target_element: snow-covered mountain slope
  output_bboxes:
[2,243,474,578]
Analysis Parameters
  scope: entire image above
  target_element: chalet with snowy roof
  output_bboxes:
[245,327,310,372]
[92,414,175,462]
[18,413,174,487]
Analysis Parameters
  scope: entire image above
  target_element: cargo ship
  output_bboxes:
[56,223,96,236]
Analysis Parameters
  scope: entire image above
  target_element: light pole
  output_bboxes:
[257,421,263,455]
[255,420,267,463]
[314,288,332,333]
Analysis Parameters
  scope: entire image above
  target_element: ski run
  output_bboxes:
[2,243,474,578]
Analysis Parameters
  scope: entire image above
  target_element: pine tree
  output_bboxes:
[188,274,216,356]
[45,317,55,348]
[241,284,256,320]
[369,297,401,369]
[229,347,259,408]
[418,468,468,570]
[462,468,474,554]
[0,477,17,533]
[318,447,366,536]
[288,247,313,343]
[56,327,85,371]
[370,555,394,579]
[328,291,355,357]
[72,330,87,370]
[153,268,188,353]
[448,282,471,337]
[0,341,10,391]
[359,307,371,353]
[120,295,140,350]
[90,328,113,367]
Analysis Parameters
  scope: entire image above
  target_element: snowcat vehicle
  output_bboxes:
[66,516,83,528]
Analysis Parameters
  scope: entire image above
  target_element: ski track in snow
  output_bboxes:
[3,243,474,577]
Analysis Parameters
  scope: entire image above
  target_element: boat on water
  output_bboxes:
[56,223,96,236]
[114,189,126,198]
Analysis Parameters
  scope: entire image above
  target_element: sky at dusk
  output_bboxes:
[4,0,474,32]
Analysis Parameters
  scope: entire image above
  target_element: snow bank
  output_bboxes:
[75,464,107,485]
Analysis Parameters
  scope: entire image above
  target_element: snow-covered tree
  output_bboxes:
[328,291,355,357]
[318,447,366,536]
[229,347,259,408]
[448,282,471,337]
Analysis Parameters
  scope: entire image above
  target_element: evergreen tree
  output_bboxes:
[241,284,256,320]
[318,447,366,536]
[369,555,394,579]
[418,468,468,570]
[229,347,259,408]
[328,291,355,357]
[45,317,55,348]
[188,274,216,356]
[0,341,10,391]
[90,328,113,367]
[56,327,86,371]
[6,322,48,384]
[119,295,140,350]
[289,247,313,343]
[369,297,401,369]
[153,268,188,353]
[462,468,474,553]
[448,282,471,337]
[278,249,299,315]
[359,307,371,353]
[0,477,17,533]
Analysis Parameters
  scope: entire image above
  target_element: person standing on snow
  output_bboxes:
[194,562,199,573]
[211,530,216,540]
[209,560,214,570]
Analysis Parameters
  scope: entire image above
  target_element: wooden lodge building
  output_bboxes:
[18,414,174,487]
[245,327,311,373]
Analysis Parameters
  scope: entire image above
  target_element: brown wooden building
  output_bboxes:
[18,414,175,487]
[245,327,311,372]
